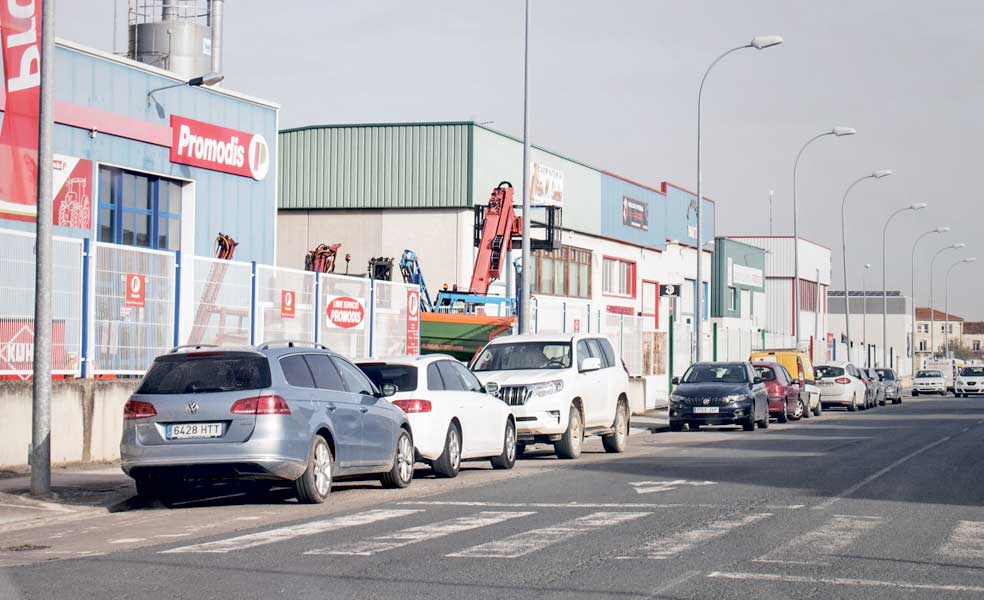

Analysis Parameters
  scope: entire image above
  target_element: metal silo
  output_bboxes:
[127,0,217,78]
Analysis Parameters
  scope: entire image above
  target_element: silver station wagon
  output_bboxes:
[120,342,414,504]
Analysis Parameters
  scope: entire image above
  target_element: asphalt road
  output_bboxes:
[3,394,984,599]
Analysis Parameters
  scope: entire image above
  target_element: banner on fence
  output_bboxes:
[0,319,67,374]
[325,295,366,329]
[125,274,145,307]
[406,289,420,355]
[281,289,295,319]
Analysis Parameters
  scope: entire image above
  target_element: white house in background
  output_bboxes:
[827,291,912,375]
[914,307,963,362]
[725,236,832,361]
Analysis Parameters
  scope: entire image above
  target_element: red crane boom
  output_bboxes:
[470,182,523,295]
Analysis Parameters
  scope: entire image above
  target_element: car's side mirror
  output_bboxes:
[753,377,763,385]
[484,381,499,395]
[379,383,398,397]
[671,376,680,385]
[580,357,602,372]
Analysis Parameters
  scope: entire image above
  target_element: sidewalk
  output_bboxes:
[0,465,134,535]
[631,408,669,433]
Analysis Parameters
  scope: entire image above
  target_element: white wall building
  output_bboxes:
[827,292,912,375]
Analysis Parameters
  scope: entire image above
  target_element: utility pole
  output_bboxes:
[31,0,55,496]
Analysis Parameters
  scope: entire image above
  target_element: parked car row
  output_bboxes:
[669,349,907,432]
[120,333,631,505]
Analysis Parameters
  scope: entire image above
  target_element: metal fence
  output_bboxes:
[0,231,84,378]
[0,228,422,377]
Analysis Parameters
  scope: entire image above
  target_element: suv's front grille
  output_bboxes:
[496,385,532,406]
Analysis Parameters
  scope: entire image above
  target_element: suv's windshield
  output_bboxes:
[875,369,896,381]
[816,366,845,378]
[138,353,271,394]
[960,367,984,377]
[472,342,573,371]
[916,370,943,378]
[357,363,418,392]
[683,364,748,384]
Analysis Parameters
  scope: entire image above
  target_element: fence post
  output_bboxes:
[562,302,567,333]
[80,238,90,378]
[587,304,592,332]
[668,317,675,392]
[712,322,718,361]
[619,314,625,355]
[368,278,375,357]
[533,297,538,334]
[249,261,257,345]
[313,274,321,344]
[172,250,181,347]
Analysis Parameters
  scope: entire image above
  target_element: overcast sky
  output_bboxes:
[55,0,984,319]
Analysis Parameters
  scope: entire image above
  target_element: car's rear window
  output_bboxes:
[137,353,271,394]
[753,366,777,381]
[816,366,844,378]
[358,363,418,392]
[875,369,896,381]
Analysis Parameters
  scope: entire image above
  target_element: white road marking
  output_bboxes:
[939,521,984,560]
[629,480,717,495]
[448,511,649,558]
[401,501,738,510]
[755,515,883,564]
[308,511,535,556]
[162,509,421,554]
[109,538,145,544]
[708,571,984,593]
[813,435,953,510]
[617,513,772,559]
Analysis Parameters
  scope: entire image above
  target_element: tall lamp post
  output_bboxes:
[881,203,927,368]
[694,34,783,361]
[862,263,870,366]
[930,243,965,357]
[841,170,893,364]
[519,0,532,333]
[944,257,976,359]
[792,126,856,350]
[911,226,949,373]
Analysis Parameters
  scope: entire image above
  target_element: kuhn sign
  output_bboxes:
[325,296,366,329]
[169,115,269,181]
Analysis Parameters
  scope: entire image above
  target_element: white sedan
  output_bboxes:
[356,355,517,477]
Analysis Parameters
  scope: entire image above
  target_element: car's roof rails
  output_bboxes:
[169,344,219,353]
[256,340,330,351]
[417,353,457,361]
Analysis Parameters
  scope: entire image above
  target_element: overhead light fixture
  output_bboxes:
[751,35,784,49]
[832,126,857,136]
[146,71,226,119]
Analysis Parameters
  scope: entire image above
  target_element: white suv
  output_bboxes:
[471,333,630,459]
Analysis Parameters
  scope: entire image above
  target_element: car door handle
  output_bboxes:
[360,407,369,413]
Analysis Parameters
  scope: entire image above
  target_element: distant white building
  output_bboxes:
[827,291,912,376]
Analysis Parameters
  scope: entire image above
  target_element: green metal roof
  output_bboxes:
[278,123,472,210]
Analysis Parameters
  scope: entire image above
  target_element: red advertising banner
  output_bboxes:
[281,289,296,319]
[0,319,67,377]
[125,274,145,308]
[53,154,92,229]
[0,0,43,221]
[169,115,270,181]
[325,296,365,329]
[406,289,420,355]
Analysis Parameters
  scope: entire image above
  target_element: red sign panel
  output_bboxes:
[169,115,270,181]
[281,289,296,319]
[125,274,145,308]
[53,155,92,229]
[0,0,43,221]
[406,290,420,355]
[573,319,581,333]
[0,319,67,376]
[325,296,365,329]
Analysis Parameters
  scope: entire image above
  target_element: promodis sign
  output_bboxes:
[169,115,269,181]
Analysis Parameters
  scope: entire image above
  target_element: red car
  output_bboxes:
[753,362,802,423]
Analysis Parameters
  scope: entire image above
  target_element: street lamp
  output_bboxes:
[694,34,783,361]
[930,242,965,357]
[911,226,949,373]
[792,126,856,351]
[841,169,893,364]
[881,202,927,368]
[146,71,225,119]
[944,257,976,358]
[862,263,871,366]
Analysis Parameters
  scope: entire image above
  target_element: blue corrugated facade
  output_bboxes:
[663,183,715,248]
[0,41,278,263]
[599,174,667,250]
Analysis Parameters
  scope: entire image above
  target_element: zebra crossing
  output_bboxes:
[161,505,984,569]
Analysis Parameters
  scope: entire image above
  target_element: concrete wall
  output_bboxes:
[0,380,139,469]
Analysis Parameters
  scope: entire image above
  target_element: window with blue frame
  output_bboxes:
[97,166,181,251]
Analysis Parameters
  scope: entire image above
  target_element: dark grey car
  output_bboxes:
[668,362,771,432]
[120,342,414,504]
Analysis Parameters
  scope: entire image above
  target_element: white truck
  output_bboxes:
[922,358,965,392]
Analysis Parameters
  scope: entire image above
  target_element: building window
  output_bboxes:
[602,257,635,298]
[974,340,981,352]
[98,166,182,251]
[530,245,591,299]
[728,287,737,311]
[919,340,926,351]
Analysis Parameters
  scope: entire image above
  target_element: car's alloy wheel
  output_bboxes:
[792,397,805,420]
[555,405,583,459]
[491,420,517,469]
[381,430,414,489]
[602,401,628,453]
[434,424,462,478]
[295,435,332,504]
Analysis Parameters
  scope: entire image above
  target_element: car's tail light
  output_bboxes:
[765,381,783,398]
[124,399,157,420]
[392,399,432,413]
[835,377,851,384]
[231,394,291,415]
